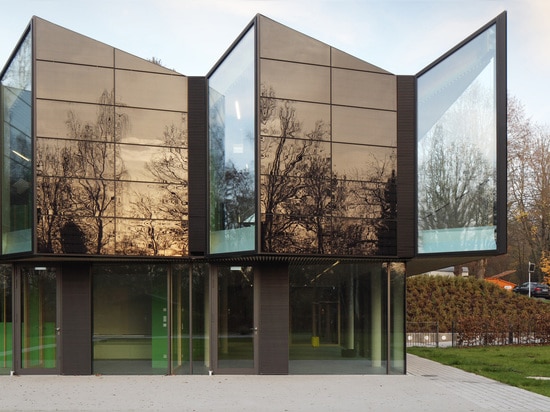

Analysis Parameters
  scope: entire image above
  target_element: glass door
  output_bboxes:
[14,266,59,374]
[213,266,257,374]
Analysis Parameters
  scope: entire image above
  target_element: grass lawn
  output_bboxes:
[408,345,550,398]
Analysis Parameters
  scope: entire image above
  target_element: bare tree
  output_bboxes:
[508,95,550,283]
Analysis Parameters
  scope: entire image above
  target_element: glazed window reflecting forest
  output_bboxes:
[259,84,397,256]
[36,89,189,256]
[417,24,497,254]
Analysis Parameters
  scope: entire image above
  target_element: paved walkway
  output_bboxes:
[1,355,549,411]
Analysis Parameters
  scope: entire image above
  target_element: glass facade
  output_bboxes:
[417,24,498,254]
[0,13,506,376]
[1,31,33,254]
[289,261,404,374]
[208,27,256,254]
[32,18,189,257]
[259,16,397,256]
[92,263,210,375]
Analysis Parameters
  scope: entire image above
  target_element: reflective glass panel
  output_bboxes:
[115,218,187,256]
[1,32,32,254]
[116,181,188,219]
[331,217,396,256]
[119,144,188,183]
[117,108,186,146]
[260,59,330,103]
[0,265,12,374]
[259,15,330,65]
[289,262,388,374]
[260,97,330,140]
[92,264,168,374]
[417,25,497,254]
[261,137,331,178]
[115,70,187,112]
[332,144,396,182]
[35,17,114,66]
[332,69,396,110]
[208,27,255,254]
[332,106,396,146]
[36,100,101,139]
[35,61,113,103]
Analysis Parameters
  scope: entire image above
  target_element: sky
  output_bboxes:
[1,0,548,126]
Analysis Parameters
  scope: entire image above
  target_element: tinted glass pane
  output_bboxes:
[116,181,187,219]
[259,15,330,65]
[332,69,396,110]
[332,143,396,182]
[115,70,187,111]
[118,108,186,146]
[209,28,256,254]
[119,144,188,184]
[332,106,396,146]
[35,17,114,66]
[289,263,388,374]
[37,100,99,139]
[261,98,330,140]
[36,61,113,103]
[1,32,32,254]
[331,217,395,256]
[260,59,330,103]
[93,264,168,374]
[417,25,497,253]
[115,218,187,256]
[261,137,330,178]
[261,212,330,254]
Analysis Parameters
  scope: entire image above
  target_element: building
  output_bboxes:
[0,13,507,375]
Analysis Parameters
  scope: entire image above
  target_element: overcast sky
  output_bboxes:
[1,0,548,125]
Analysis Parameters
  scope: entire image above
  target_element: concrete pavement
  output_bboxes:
[1,354,549,411]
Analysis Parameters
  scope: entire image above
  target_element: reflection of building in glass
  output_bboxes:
[0,13,506,376]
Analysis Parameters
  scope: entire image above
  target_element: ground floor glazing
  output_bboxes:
[0,260,405,375]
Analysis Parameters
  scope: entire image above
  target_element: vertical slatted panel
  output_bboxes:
[397,76,416,258]
[188,76,207,255]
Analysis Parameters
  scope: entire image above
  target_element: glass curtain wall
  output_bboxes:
[1,31,33,254]
[417,24,497,254]
[92,264,168,375]
[208,27,256,254]
[289,262,397,374]
[92,263,209,375]
[258,16,397,256]
[33,18,189,257]
[0,265,12,374]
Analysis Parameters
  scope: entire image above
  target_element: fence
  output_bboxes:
[407,315,550,348]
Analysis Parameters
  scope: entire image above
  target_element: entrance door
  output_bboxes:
[212,266,258,374]
[14,266,60,374]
